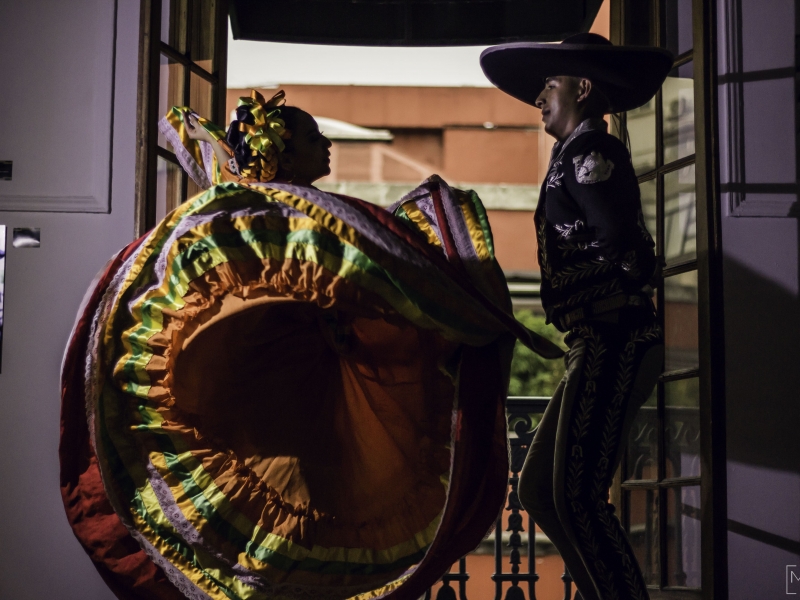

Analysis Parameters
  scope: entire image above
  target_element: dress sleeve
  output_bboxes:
[562,136,641,261]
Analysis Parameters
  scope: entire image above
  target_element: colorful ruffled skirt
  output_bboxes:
[60,178,561,600]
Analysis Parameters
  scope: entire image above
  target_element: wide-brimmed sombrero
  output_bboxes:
[480,33,674,113]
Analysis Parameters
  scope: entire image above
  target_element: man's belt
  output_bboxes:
[559,292,649,330]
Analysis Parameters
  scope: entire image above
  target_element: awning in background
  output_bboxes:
[229,0,603,46]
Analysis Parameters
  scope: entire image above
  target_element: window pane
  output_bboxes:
[189,71,215,122]
[663,0,693,56]
[662,62,695,163]
[626,488,660,586]
[628,99,657,176]
[663,269,698,371]
[156,156,183,222]
[666,485,701,588]
[663,164,696,262]
[626,387,658,481]
[665,377,700,478]
[161,0,188,52]
[187,175,205,200]
[158,54,186,151]
[190,0,217,73]
[639,177,658,250]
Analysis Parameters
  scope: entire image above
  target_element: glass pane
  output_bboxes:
[664,0,693,57]
[189,71,215,121]
[626,488,660,586]
[662,62,695,163]
[161,0,188,52]
[663,164,696,262]
[666,485,701,588]
[626,387,658,481]
[190,0,217,73]
[664,270,698,371]
[158,54,186,150]
[157,156,183,222]
[665,378,700,478]
[628,99,657,175]
[187,175,205,201]
[639,177,658,250]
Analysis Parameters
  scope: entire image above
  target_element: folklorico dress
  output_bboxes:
[59,95,563,600]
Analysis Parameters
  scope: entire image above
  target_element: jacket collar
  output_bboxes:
[549,118,608,167]
[536,118,608,216]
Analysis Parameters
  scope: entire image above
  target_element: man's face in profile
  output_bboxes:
[535,76,583,140]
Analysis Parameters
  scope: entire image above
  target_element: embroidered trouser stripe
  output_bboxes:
[519,317,663,600]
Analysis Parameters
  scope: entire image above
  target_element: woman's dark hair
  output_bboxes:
[277,106,303,152]
[226,105,306,175]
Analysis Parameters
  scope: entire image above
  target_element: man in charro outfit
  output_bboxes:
[481,34,674,600]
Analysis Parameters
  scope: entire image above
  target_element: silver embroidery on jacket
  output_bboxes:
[554,220,600,253]
[573,151,615,184]
[543,119,608,190]
[546,158,564,189]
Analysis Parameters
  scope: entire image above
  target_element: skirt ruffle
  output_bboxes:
[60,178,562,600]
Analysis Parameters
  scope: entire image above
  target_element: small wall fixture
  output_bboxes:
[12,228,40,248]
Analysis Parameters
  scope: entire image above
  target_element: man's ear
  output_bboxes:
[577,78,593,104]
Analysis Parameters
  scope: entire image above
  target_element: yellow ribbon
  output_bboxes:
[164,108,226,162]
[162,107,228,184]
[162,90,291,184]
[237,90,289,155]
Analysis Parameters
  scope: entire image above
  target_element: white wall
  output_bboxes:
[0,0,139,597]
[717,0,800,596]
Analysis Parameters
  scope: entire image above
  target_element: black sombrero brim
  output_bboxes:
[480,42,674,113]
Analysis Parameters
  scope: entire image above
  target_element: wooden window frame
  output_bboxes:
[132,1,728,597]
[135,0,228,237]
[610,0,727,598]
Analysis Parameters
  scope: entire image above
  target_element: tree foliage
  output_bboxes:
[509,310,567,397]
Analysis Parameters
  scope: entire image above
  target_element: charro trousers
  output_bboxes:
[518,313,664,600]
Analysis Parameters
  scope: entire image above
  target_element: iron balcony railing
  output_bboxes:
[423,399,703,600]
[424,396,576,600]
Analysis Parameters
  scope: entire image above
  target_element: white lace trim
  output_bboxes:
[83,240,147,455]
[157,117,212,190]
[200,139,214,185]
[132,530,214,600]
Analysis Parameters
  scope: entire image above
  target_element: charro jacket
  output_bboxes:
[534,119,657,331]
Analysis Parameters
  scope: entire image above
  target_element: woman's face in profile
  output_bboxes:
[282,111,332,185]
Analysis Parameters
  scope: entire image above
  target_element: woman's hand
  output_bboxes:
[182,110,237,180]
[184,111,213,143]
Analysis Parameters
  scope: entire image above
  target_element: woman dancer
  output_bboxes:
[60,90,563,600]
